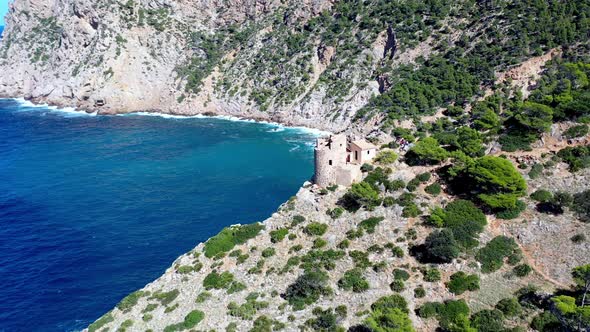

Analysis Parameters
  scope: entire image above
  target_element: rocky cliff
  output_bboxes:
[0,0,356,131]
[4,0,585,132]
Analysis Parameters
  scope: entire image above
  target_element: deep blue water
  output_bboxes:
[0,99,316,332]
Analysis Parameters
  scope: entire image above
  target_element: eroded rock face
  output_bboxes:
[0,0,356,131]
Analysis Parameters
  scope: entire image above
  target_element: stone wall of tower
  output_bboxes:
[314,134,349,187]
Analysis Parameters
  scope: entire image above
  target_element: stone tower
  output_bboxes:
[314,134,362,187]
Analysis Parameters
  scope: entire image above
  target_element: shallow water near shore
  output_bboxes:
[0,98,316,331]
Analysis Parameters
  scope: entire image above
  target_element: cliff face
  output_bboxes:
[2,1,588,133]
[0,0,463,133]
[0,0,366,131]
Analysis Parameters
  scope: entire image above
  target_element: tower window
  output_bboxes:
[329,160,333,166]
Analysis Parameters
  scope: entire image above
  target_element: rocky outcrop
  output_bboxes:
[0,0,353,131]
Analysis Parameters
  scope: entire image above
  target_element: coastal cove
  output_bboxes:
[0,98,318,331]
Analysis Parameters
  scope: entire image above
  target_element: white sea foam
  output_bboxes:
[125,111,330,136]
[7,98,330,136]
[12,98,96,117]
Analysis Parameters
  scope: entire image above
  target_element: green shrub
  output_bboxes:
[142,303,158,313]
[306,308,340,331]
[531,190,553,202]
[557,145,590,172]
[203,271,234,289]
[529,163,544,179]
[496,200,526,219]
[425,183,442,196]
[88,313,114,332]
[313,238,327,249]
[304,222,328,236]
[117,319,133,332]
[476,236,519,273]
[269,228,289,243]
[423,229,460,263]
[406,178,421,192]
[417,299,470,330]
[417,302,440,319]
[284,270,331,310]
[226,322,238,332]
[393,269,410,281]
[149,289,179,306]
[423,268,441,282]
[349,250,371,269]
[383,196,396,207]
[563,124,588,138]
[391,245,404,258]
[204,223,264,258]
[338,268,370,292]
[117,290,147,312]
[361,163,374,172]
[195,291,211,303]
[571,233,586,243]
[337,239,350,249]
[387,179,406,191]
[396,192,416,206]
[261,248,276,258]
[327,207,345,219]
[182,310,205,329]
[358,216,384,234]
[292,215,306,226]
[227,294,269,320]
[471,309,506,332]
[366,306,414,332]
[341,182,382,211]
[417,172,432,182]
[390,279,405,292]
[176,265,195,274]
[300,249,345,271]
[336,305,348,318]
[251,315,285,332]
[531,311,560,332]
[403,203,422,218]
[495,298,522,317]
[428,199,487,248]
[375,150,398,164]
[573,189,590,222]
[513,264,532,277]
[462,156,527,210]
[406,137,448,165]
[227,281,247,294]
[373,261,388,272]
[414,286,426,298]
[446,272,480,295]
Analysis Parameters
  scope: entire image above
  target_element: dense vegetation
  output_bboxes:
[204,223,264,258]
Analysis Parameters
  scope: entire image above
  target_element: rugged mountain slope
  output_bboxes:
[1,0,588,131]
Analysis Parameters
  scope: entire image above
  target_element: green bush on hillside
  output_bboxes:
[375,150,398,164]
[427,200,487,248]
[476,236,520,273]
[204,223,264,258]
[358,216,384,234]
[446,272,480,295]
[269,228,289,243]
[304,222,328,236]
[338,268,370,293]
[284,270,331,310]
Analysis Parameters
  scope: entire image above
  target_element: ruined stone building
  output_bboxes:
[314,134,377,187]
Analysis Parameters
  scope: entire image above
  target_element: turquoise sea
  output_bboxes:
[0,98,318,331]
